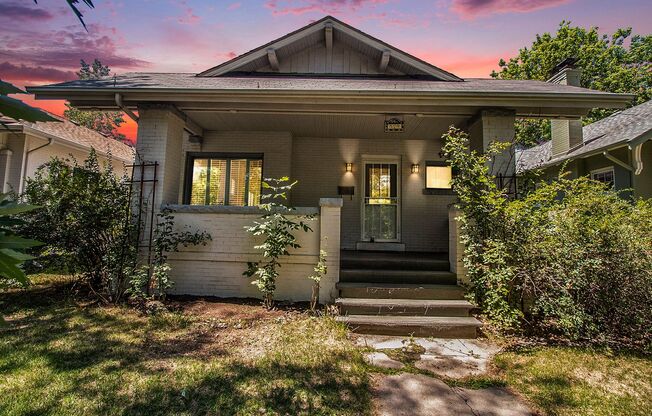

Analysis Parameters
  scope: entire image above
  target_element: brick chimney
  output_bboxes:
[548,58,583,157]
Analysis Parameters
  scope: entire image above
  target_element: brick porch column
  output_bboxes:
[468,109,516,176]
[135,105,185,209]
[318,197,343,303]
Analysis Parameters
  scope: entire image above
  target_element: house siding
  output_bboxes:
[181,132,454,252]
[291,136,455,252]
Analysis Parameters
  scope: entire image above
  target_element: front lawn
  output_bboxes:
[0,276,371,416]
[494,346,652,416]
[1,276,650,416]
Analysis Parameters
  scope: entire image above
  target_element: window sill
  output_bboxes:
[164,204,319,215]
[422,188,456,196]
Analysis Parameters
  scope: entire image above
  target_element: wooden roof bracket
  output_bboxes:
[379,50,391,73]
[325,23,333,72]
[267,48,279,71]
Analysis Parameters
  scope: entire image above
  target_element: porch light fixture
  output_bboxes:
[411,163,419,174]
[345,162,353,172]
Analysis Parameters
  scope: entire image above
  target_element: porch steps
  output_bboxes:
[340,269,457,285]
[335,315,481,338]
[335,298,474,317]
[341,250,450,271]
[336,251,481,339]
[337,282,466,300]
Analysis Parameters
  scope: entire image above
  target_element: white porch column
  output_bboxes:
[135,105,185,209]
[318,197,342,303]
[468,109,516,176]
[0,148,13,193]
[448,205,468,285]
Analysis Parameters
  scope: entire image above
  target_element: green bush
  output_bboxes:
[19,150,134,299]
[443,127,652,351]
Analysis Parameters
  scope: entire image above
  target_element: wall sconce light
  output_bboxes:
[411,163,420,174]
[345,162,353,172]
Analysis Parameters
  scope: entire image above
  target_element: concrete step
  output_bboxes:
[337,282,467,300]
[336,298,474,317]
[336,315,482,338]
[341,251,450,271]
[340,269,457,284]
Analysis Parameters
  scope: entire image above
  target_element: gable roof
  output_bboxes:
[1,115,134,163]
[198,16,462,81]
[517,100,652,172]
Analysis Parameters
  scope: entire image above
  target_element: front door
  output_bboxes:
[362,160,400,242]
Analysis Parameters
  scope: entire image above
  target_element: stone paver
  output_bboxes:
[374,374,475,416]
[455,387,535,416]
[364,352,405,369]
[356,335,499,379]
[374,374,535,416]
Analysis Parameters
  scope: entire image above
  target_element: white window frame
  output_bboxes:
[590,166,615,188]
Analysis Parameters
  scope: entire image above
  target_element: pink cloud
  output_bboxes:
[265,0,388,16]
[451,0,572,19]
[0,23,149,75]
[0,62,76,84]
[0,1,54,21]
[228,2,242,10]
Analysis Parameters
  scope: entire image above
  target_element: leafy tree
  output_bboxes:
[493,22,651,146]
[64,59,127,142]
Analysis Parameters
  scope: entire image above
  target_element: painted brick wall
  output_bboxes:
[165,200,341,302]
[135,107,185,207]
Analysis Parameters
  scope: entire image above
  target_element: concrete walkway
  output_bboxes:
[357,336,536,416]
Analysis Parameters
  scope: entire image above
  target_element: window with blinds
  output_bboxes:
[186,154,262,206]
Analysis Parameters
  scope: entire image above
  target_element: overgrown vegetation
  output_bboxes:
[128,209,211,300]
[244,177,314,308]
[20,150,132,299]
[309,249,328,311]
[20,151,209,302]
[443,127,652,351]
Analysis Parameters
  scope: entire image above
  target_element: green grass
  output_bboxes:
[494,346,652,416]
[0,277,371,416]
[2,276,650,416]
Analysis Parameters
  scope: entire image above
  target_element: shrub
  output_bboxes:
[443,127,652,351]
[19,150,134,299]
[244,177,314,308]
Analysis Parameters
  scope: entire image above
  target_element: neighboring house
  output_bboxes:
[0,114,135,193]
[517,99,652,198]
[28,16,631,337]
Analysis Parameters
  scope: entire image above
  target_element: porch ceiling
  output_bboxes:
[184,112,467,139]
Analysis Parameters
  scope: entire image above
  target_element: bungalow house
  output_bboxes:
[28,16,631,337]
[517,97,652,198]
[0,114,134,193]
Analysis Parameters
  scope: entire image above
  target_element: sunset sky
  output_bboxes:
[2,0,651,141]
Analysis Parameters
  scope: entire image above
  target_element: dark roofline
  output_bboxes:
[196,15,462,81]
